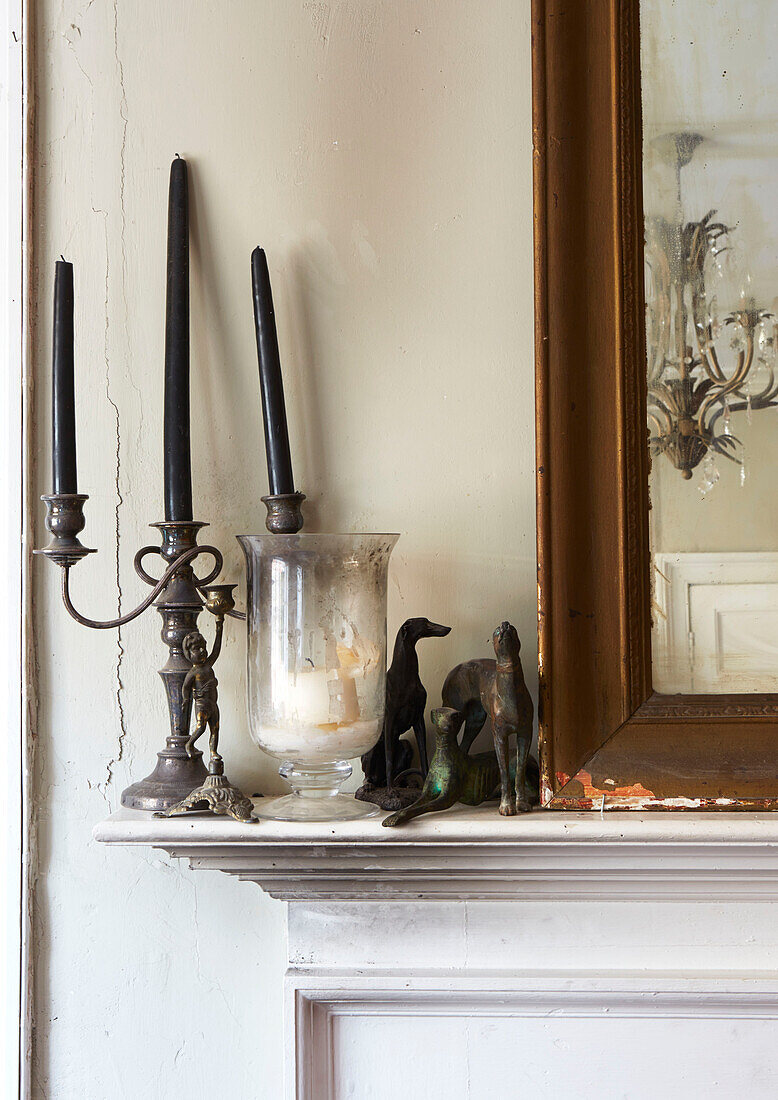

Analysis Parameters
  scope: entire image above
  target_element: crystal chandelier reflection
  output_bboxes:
[645,132,778,480]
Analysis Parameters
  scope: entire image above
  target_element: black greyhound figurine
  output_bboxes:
[356,617,451,811]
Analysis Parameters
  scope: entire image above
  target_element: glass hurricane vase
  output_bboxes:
[237,532,398,821]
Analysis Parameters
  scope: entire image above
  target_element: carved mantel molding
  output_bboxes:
[95,807,778,903]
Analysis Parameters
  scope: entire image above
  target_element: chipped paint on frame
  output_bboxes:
[547,769,778,811]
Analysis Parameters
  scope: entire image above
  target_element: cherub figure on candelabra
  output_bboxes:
[157,585,256,823]
[183,626,223,765]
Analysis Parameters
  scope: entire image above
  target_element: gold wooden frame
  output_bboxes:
[533,0,778,809]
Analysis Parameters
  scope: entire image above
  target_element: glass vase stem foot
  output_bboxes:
[255,761,380,822]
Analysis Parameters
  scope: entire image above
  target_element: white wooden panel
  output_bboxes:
[295,981,778,1100]
[285,895,778,1100]
[331,1014,777,1100]
[287,900,778,975]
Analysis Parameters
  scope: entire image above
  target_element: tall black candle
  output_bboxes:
[52,259,77,494]
[163,156,193,521]
[251,246,295,497]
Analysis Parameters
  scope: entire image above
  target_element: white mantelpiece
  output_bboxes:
[94,806,778,902]
[96,808,778,1098]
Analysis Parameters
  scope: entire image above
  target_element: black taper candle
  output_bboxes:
[251,247,295,497]
[52,259,77,494]
[163,156,193,521]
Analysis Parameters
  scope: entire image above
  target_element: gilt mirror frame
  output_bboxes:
[533,0,778,809]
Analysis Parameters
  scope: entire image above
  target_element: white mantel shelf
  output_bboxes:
[94,806,778,902]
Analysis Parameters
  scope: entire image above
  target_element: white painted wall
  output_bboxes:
[31,2,533,1095]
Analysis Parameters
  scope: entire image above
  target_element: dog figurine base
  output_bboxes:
[357,776,424,811]
[383,707,539,827]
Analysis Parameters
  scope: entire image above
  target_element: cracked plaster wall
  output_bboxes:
[31,2,534,1095]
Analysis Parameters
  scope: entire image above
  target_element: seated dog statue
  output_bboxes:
[356,616,451,811]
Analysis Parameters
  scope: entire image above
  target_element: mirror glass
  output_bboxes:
[641,0,778,693]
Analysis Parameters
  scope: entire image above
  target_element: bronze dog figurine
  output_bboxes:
[441,621,533,815]
[357,616,451,810]
[383,707,538,827]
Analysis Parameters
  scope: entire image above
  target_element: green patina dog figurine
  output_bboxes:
[382,707,538,827]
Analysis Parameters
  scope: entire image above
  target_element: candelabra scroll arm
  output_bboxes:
[61,545,223,630]
[133,543,222,589]
[134,543,246,620]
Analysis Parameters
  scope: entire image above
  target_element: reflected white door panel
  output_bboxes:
[653,552,778,693]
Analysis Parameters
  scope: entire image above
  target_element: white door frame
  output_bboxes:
[1,0,31,1096]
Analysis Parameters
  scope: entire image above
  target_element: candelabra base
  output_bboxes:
[121,749,208,812]
[154,768,257,824]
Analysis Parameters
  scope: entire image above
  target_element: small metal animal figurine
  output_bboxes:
[383,707,539,827]
[156,585,256,823]
[383,708,495,826]
[356,617,451,811]
[442,621,534,816]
